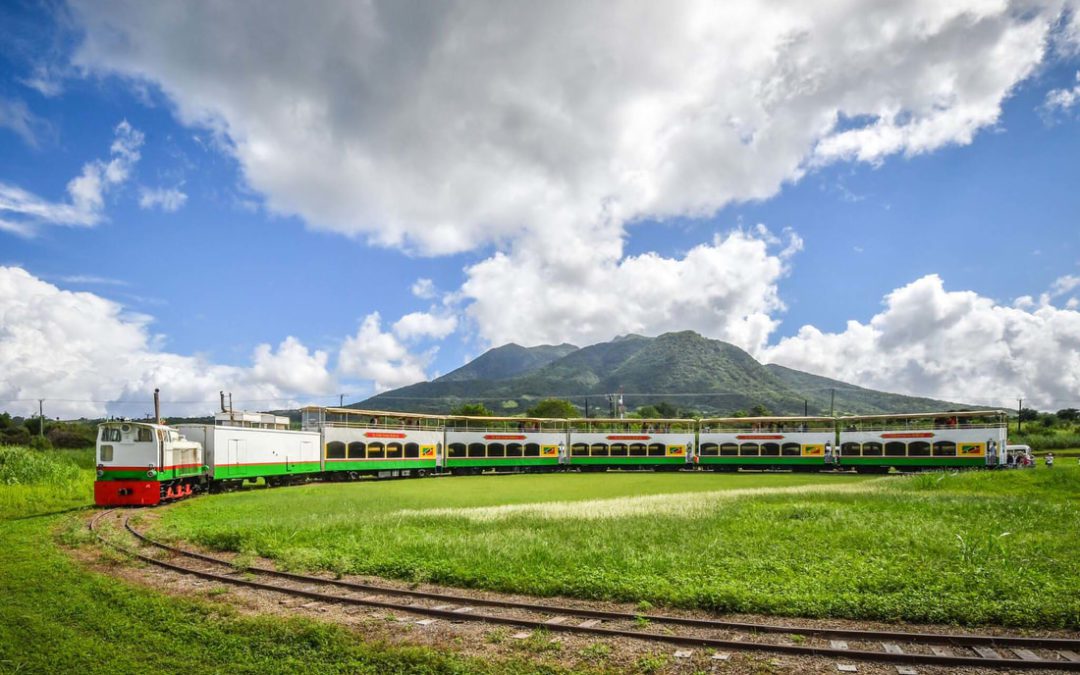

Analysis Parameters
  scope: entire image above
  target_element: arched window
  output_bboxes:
[449,443,466,458]
[467,443,486,458]
[647,443,666,457]
[524,443,540,457]
[506,443,523,457]
[591,443,609,456]
[326,441,346,459]
[862,442,883,456]
[572,443,589,456]
[720,443,739,456]
[885,442,907,457]
[739,443,759,456]
[404,442,420,458]
[487,443,505,457]
[781,443,802,456]
[909,441,931,456]
[610,443,628,456]
[386,442,402,458]
[933,441,957,456]
[841,442,861,456]
[761,443,780,456]
[367,442,385,459]
[347,441,365,459]
[699,443,719,456]
[629,443,647,456]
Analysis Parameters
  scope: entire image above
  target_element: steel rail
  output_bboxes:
[88,510,1080,671]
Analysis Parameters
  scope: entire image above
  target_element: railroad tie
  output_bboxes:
[1011,648,1039,661]
[511,632,530,640]
[577,619,601,628]
[673,650,693,659]
[929,646,953,657]
[452,606,475,614]
[837,665,858,672]
[881,643,904,655]
[544,616,570,625]
[711,652,730,661]
[830,640,849,650]
[1061,650,1080,662]
[415,619,436,626]
[895,667,917,675]
[972,646,1001,659]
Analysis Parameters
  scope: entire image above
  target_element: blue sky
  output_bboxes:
[2,1,1079,417]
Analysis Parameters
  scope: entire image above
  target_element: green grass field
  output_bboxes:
[153,467,1080,629]
[0,447,564,674]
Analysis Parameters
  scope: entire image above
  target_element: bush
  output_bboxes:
[0,446,80,485]
[0,426,31,446]
[28,435,53,451]
[47,428,96,449]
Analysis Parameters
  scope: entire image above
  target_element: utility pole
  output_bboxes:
[829,389,835,417]
[339,393,345,407]
[584,398,589,418]
[804,399,808,417]
[38,399,44,437]
[1018,398,1023,433]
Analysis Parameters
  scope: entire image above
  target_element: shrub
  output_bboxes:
[28,435,53,451]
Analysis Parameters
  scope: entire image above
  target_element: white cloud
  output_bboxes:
[1043,71,1080,114]
[0,120,142,235]
[0,97,49,147]
[764,274,1080,410]
[66,1,1079,350]
[138,186,188,212]
[338,313,431,392]
[462,227,798,353]
[411,278,436,300]
[0,267,333,418]
[392,311,458,340]
[251,336,336,394]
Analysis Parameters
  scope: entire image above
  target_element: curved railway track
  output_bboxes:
[90,509,1080,671]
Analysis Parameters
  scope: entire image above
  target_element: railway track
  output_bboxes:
[90,509,1080,672]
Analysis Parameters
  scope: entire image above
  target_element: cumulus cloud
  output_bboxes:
[0,267,334,418]
[138,186,188,212]
[65,1,1080,350]
[410,278,436,300]
[0,120,142,236]
[1043,70,1080,115]
[338,313,431,392]
[764,275,1080,410]
[392,311,458,340]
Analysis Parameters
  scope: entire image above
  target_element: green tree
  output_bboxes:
[749,404,772,417]
[449,403,494,417]
[1056,408,1079,422]
[525,398,580,418]
[1018,407,1039,422]
[635,405,661,419]
[654,401,679,418]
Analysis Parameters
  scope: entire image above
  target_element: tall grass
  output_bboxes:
[0,446,94,518]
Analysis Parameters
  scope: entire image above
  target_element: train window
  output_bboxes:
[720,443,739,456]
[739,443,759,456]
[629,443,647,456]
[487,443,505,457]
[933,441,957,456]
[909,441,931,456]
[506,443,523,457]
[367,442,385,459]
[591,443,609,456]
[101,427,122,442]
[572,443,589,456]
[647,443,666,457]
[326,441,346,459]
[699,443,719,456]
[99,444,113,462]
[761,443,780,456]
[468,443,486,458]
[404,442,420,458]
[136,427,153,442]
[524,443,540,457]
[841,442,861,456]
[610,443,628,456]
[885,442,906,457]
[449,443,466,458]
[781,443,801,456]
[386,442,402,457]
[347,442,365,459]
[862,442,883,456]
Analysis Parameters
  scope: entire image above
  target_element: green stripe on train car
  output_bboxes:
[212,461,323,480]
[697,456,824,465]
[569,457,686,465]
[842,457,986,467]
[444,458,559,468]
[324,460,438,471]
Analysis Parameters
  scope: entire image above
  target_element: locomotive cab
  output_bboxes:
[94,421,204,506]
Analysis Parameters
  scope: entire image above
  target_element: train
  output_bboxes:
[93,398,1009,506]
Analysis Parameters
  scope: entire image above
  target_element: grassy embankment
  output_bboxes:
[0,446,561,674]
[154,468,1080,629]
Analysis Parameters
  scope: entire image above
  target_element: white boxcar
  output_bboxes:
[178,413,321,483]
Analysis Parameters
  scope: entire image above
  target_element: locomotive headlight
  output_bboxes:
[147,469,157,478]
[96,469,104,477]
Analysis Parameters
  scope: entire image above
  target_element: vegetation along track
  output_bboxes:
[90,509,1080,671]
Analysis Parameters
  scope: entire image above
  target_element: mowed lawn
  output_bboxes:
[152,467,1080,629]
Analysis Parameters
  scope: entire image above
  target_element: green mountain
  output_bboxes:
[357,330,974,416]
